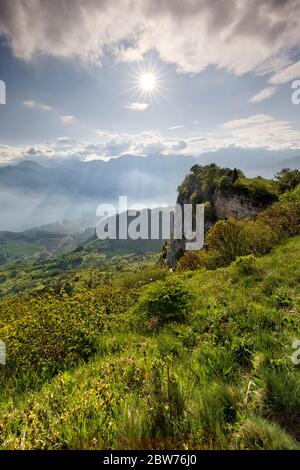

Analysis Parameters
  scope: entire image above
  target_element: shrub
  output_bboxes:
[241,220,277,255]
[205,218,279,269]
[137,277,193,323]
[205,218,246,265]
[271,287,293,308]
[177,251,203,271]
[233,255,257,276]
[275,168,300,194]
[258,185,300,239]
[0,292,104,383]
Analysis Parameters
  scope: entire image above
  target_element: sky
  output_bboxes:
[1,0,300,164]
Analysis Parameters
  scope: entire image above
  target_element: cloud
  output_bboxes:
[2,112,300,166]
[170,140,187,151]
[269,59,300,85]
[0,144,22,163]
[125,102,149,110]
[223,114,274,129]
[23,100,52,111]
[168,125,184,130]
[87,116,300,154]
[56,137,79,146]
[60,115,75,124]
[1,0,300,81]
[249,86,278,103]
[219,114,300,151]
[0,129,190,163]
[95,129,183,156]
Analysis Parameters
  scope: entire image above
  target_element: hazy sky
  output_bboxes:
[1,0,300,164]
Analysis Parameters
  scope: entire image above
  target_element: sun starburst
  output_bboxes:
[125,54,167,106]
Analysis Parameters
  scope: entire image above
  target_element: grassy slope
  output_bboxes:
[0,237,299,449]
[0,252,159,297]
[0,231,77,266]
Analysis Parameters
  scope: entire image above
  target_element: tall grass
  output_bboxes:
[0,237,299,449]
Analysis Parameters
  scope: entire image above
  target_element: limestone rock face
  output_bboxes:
[212,188,267,220]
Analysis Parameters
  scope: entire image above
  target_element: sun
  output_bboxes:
[126,58,166,102]
[139,73,157,92]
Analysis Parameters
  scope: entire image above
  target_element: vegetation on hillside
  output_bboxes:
[177,164,278,221]
[0,235,299,449]
[0,168,299,450]
[178,172,300,270]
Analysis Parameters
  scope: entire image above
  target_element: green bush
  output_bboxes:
[205,218,280,269]
[137,277,193,323]
[205,218,246,266]
[258,184,300,239]
[241,220,277,255]
[177,251,203,271]
[0,292,104,383]
[233,255,257,276]
[275,168,300,194]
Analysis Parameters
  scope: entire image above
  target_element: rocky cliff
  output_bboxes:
[212,188,269,220]
[165,164,278,267]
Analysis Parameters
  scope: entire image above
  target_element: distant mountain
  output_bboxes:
[0,149,299,231]
[277,155,300,170]
[27,216,97,239]
[0,154,196,231]
[77,207,171,257]
[0,154,196,197]
[79,237,162,258]
[0,230,75,266]
[0,207,168,266]
[0,216,97,267]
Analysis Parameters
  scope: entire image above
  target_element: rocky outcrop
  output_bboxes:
[165,164,278,268]
[213,188,268,220]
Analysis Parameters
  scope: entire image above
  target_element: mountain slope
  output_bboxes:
[0,236,299,449]
[0,230,77,266]
[0,216,97,266]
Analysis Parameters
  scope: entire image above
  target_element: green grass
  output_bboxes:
[234,176,278,202]
[0,237,299,449]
